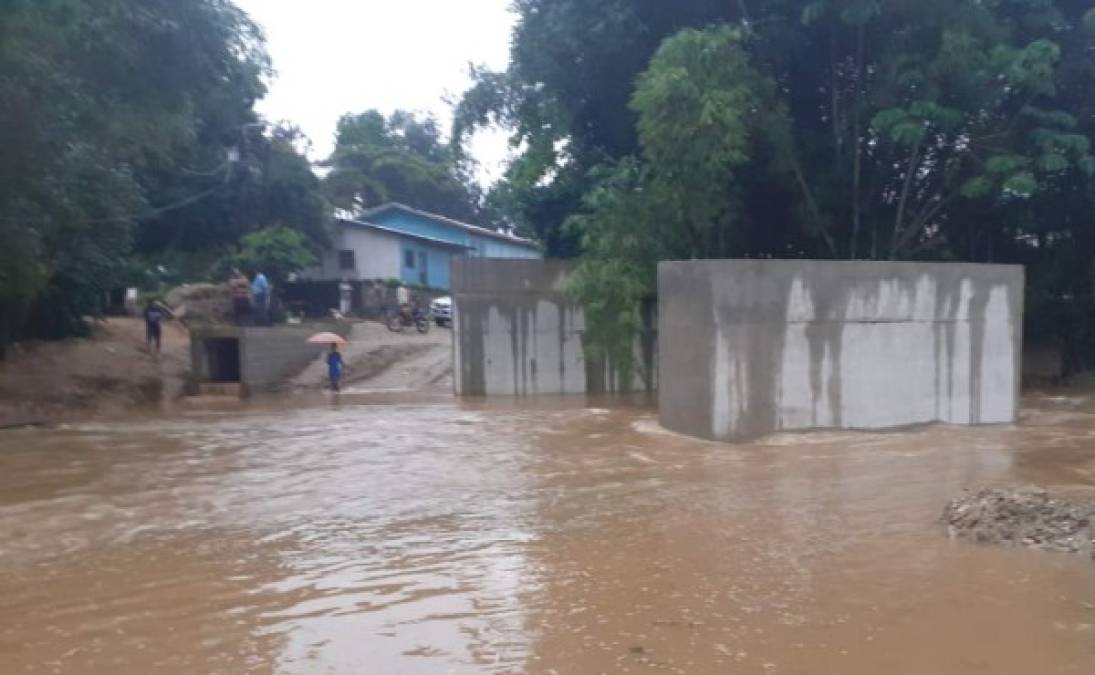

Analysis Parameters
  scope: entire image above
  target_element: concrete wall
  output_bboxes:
[190,325,331,394]
[452,259,652,396]
[658,260,1024,441]
[452,259,587,396]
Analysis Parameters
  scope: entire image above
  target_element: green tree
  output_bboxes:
[473,0,1095,371]
[564,160,676,388]
[136,124,331,256]
[454,1,738,256]
[0,0,274,345]
[225,227,317,290]
[323,110,479,222]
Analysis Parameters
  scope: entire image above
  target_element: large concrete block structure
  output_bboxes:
[452,259,588,396]
[190,325,331,395]
[452,259,656,396]
[658,260,1024,441]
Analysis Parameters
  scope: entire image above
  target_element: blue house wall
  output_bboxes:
[332,205,540,291]
[373,210,454,243]
[399,239,454,290]
[479,237,540,259]
[371,209,540,261]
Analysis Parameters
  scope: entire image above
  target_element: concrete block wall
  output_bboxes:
[659,260,1024,441]
[452,259,589,396]
[452,259,655,396]
[239,327,327,390]
[190,324,332,394]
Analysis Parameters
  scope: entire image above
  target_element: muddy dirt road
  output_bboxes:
[1,393,1094,673]
[291,321,452,393]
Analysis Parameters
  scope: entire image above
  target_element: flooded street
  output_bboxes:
[1,394,1095,674]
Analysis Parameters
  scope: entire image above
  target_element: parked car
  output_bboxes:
[431,296,452,326]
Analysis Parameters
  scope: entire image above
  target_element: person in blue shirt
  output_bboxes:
[326,344,344,392]
[250,272,270,325]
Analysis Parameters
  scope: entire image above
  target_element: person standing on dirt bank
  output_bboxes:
[251,271,271,326]
[326,344,344,392]
[229,269,251,325]
[143,300,173,354]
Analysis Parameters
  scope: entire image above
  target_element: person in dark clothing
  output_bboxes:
[143,300,173,353]
[326,344,344,392]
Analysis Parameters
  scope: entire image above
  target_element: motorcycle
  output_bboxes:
[385,304,431,334]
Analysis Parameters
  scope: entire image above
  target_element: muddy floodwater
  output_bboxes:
[2,393,1095,674]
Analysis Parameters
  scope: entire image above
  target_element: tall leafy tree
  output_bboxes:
[454,0,739,256]
[323,110,480,223]
[0,0,280,344]
[224,227,318,289]
[136,124,330,254]
[469,0,1095,371]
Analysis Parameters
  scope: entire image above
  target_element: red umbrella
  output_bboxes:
[307,332,346,345]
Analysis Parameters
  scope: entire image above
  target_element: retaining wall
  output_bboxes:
[658,260,1024,441]
[190,324,336,394]
[452,259,655,396]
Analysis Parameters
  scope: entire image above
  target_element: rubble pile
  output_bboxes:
[164,283,232,323]
[943,488,1095,560]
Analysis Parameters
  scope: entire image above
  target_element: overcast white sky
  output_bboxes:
[234,0,516,184]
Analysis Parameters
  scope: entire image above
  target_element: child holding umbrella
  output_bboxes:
[307,332,347,392]
[327,344,344,392]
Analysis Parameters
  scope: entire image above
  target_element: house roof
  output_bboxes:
[361,202,540,250]
[338,218,474,250]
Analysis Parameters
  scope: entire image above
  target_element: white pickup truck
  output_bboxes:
[430,296,452,326]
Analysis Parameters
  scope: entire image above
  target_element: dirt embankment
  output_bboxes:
[291,321,453,392]
[0,313,451,426]
[944,488,1095,561]
[0,317,189,427]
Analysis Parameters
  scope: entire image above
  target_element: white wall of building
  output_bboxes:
[305,225,402,281]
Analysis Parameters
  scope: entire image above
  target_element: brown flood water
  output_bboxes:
[1,392,1094,674]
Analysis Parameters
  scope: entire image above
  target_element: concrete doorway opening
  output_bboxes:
[204,338,241,383]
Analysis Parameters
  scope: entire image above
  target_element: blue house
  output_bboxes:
[305,203,541,290]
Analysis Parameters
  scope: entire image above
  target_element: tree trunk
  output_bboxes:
[831,28,842,156]
[850,25,865,259]
[890,135,924,259]
[790,157,836,256]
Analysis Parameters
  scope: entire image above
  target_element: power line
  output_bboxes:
[0,160,234,226]
[1,121,268,227]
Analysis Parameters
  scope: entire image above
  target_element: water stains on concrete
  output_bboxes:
[660,260,1024,441]
[452,259,654,396]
